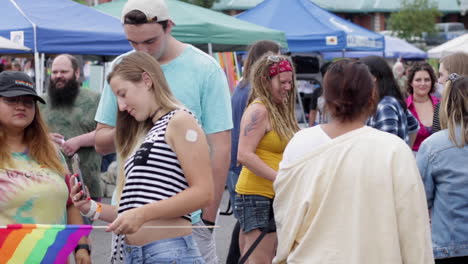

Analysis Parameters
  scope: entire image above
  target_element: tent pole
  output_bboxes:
[208,43,213,56]
[296,89,308,127]
[34,52,41,94]
[100,62,106,93]
[341,49,345,58]
[233,51,240,80]
[40,53,45,94]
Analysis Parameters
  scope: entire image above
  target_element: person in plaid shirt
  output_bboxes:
[361,56,419,147]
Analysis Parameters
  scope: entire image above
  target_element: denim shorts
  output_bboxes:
[123,235,205,264]
[234,194,276,233]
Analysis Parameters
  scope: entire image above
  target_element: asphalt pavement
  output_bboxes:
[87,190,236,263]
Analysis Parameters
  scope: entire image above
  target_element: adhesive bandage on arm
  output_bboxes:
[185,129,198,142]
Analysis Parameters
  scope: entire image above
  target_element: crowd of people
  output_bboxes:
[1,0,467,263]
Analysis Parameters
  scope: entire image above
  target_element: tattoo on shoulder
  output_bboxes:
[244,110,261,136]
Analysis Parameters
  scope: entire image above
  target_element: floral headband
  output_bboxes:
[448,73,461,82]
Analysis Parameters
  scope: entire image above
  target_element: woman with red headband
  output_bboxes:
[234,54,299,263]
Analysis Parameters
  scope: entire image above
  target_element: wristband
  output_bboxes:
[202,219,216,234]
[92,202,102,221]
[75,244,90,255]
[81,200,97,218]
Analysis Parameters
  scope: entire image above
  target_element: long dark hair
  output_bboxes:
[360,56,406,109]
[406,62,437,95]
[240,40,281,88]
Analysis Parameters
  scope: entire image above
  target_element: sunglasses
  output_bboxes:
[2,96,36,108]
[267,55,282,63]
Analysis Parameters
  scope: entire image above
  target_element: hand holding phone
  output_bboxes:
[71,154,89,200]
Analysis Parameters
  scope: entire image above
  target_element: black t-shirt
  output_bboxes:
[309,87,323,110]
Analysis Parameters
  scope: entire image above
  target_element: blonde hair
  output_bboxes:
[439,77,468,147]
[107,52,184,201]
[440,52,468,76]
[248,54,299,142]
[0,104,66,175]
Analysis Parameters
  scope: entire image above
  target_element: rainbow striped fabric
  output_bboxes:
[0,224,92,264]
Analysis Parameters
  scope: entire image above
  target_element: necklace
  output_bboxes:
[150,106,163,122]
[413,96,430,103]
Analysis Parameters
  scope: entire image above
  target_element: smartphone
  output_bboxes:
[71,154,88,200]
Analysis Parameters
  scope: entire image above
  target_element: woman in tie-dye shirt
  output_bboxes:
[0,71,90,263]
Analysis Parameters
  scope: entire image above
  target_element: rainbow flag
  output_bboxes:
[0,224,92,264]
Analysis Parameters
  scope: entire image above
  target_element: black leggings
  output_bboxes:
[435,256,468,264]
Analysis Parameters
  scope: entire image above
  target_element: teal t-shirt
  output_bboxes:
[95,46,233,133]
[95,45,233,224]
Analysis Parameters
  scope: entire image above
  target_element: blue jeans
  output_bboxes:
[123,235,205,264]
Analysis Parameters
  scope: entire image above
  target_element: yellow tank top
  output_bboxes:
[235,101,288,199]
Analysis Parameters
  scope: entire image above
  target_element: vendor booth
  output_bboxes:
[94,0,288,53]
[428,33,468,58]
[236,0,384,53]
[322,36,427,60]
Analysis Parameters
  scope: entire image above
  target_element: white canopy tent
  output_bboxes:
[0,36,30,51]
[428,33,468,58]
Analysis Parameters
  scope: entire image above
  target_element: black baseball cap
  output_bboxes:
[0,71,45,104]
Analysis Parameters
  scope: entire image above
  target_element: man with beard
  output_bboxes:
[40,54,102,211]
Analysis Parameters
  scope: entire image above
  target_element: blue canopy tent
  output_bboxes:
[0,0,131,55]
[322,36,427,60]
[236,0,384,53]
[0,0,132,91]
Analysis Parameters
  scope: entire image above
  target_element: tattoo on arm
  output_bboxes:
[244,110,260,136]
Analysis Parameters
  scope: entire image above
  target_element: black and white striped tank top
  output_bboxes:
[111,109,196,262]
[118,109,191,221]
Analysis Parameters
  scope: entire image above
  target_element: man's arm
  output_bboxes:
[202,130,231,223]
[308,110,317,127]
[95,123,116,155]
[61,131,96,156]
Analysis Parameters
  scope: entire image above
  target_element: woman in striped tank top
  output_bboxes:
[234,54,300,263]
[70,52,213,263]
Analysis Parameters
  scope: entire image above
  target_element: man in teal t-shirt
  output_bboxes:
[94,0,232,262]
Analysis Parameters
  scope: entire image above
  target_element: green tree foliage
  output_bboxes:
[72,0,88,5]
[179,0,218,8]
[388,0,441,41]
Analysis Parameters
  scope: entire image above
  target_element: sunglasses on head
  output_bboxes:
[267,55,282,63]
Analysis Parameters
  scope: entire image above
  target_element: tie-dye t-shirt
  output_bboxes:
[0,152,68,225]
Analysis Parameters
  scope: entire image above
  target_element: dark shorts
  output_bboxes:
[234,194,276,233]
